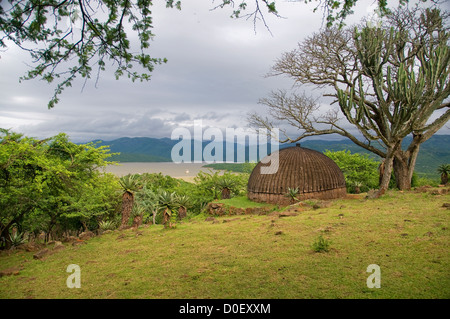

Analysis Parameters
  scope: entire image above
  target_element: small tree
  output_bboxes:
[249,7,450,195]
[175,195,191,220]
[0,129,116,248]
[437,164,450,185]
[157,190,179,229]
[118,174,140,229]
[216,178,237,199]
[131,205,145,228]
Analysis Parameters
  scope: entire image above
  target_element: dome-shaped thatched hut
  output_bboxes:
[247,144,346,205]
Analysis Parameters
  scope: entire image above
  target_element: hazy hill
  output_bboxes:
[94,135,450,177]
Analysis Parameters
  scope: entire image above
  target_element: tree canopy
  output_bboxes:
[0,129,119,248]
[249,6,449,192]
[1,0,417,108]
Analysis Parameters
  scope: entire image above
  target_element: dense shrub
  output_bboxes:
[0,129,120,248]
[324,150,380,193]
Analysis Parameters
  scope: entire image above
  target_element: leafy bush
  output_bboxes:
[324,150,380,193]
[194,170,248,201]
[0,129,119,248]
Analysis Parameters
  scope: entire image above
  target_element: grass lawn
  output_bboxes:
[215,195,276,209]
[0,189,449,299]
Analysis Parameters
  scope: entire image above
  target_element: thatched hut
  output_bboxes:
[247,144,346,205]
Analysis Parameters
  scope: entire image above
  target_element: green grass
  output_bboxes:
[1,189,449,299]
[216,195,275,209]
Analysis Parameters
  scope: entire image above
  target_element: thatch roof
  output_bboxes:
[247,144,346,204]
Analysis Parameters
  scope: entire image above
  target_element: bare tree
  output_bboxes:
[249,6,450,193]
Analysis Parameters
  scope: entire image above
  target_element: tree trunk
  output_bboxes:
[0,225,11,250]
[120,191,134,228]
[378,155,394,195]
[378,161,385,187]
[132,214,143,228]
[163,209,171,228]
[393,157,410,190]
[221,187,231,199]
[441,173,448,186]
[152,210,156,225]
[392,143,420,190]
[178,207,187,220]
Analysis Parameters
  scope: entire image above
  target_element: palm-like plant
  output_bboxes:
[131,204,146,228]
[217,178,237,199]
[157,190,179,228]
[437,164,450,185]
[175,195,191,220]
[118,174,141,228]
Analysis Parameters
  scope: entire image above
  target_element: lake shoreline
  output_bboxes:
[102,162,224,182]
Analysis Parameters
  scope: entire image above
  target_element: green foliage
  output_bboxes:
[118,174,141,193]
[437,164,450,185]
[9,232,27,248]
[216,196,274,209]
[285,187,299,202]
[1,188,449,299]
[0,129,118,248]
[139,173,182,193]
[437,164,450,175]
[194,170,248,202]
[134,185,159,224]
[0,0,429,109]
[98,220,118,231]
[203,162,257,174]
[157,190,180,228]
[0,1,183,108]
[175,195,191,210]
[413,176,439,188]
[324,150,380,193]
[312,235,331,253]
[221,0,394,28]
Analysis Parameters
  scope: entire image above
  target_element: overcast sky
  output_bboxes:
[1,0,448,143]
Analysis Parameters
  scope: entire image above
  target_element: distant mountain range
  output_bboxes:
[93,135,450,177]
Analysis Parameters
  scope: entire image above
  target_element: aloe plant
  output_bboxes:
[118,174,141,228]
[10,232,27,247]
[175,195,191,220]
[98,220,117,231]
[285,187,300,203]
[157,190,179,228]
[437,164,450,185]
[216,178,237,199]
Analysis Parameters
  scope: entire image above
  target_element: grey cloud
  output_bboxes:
[172,112,192,122]
[3,0,447,141]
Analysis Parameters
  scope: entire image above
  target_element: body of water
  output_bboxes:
[103,162,220,181]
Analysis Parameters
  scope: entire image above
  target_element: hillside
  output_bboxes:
[94,135,450,178]
[1,189,449,300]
